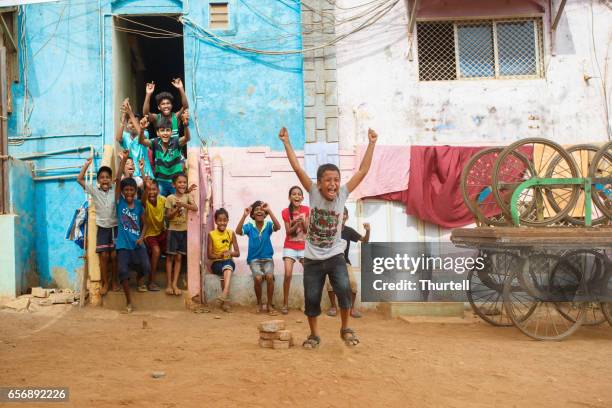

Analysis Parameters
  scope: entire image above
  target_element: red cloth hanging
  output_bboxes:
[374,146,487,228]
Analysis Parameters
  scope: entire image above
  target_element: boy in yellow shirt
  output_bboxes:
[208,208,240,311]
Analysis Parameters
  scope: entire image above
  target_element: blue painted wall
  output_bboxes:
[7,0,304,288]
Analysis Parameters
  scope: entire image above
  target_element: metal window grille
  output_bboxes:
[417,18,544,81]
[209,2,229,30]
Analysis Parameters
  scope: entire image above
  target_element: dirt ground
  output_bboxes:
[1,305,611,408]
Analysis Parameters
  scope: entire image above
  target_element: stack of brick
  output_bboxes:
[258,320,294,350]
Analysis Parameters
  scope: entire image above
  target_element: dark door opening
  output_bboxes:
[113,15,185,129]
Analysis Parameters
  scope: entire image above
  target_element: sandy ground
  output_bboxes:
[1,305,611,408]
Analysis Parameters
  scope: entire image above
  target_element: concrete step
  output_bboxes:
[101,287,189,311]
[379,302,465,318]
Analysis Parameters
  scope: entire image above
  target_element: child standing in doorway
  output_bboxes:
[280,186,309,314]
[236,201,281,315]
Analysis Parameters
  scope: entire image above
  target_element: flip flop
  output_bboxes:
[281,305,289,315]
[137,285,148,293]
[148,283,161,292]
[174,288,182,296]
[268,308,278,316]
[165,287,174,295]
[326,307,337,317]
[350,310,362,318]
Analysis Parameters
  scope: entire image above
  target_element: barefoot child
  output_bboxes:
[115,150,151,313]
[77,158,119,295]
[326,207,370,318]
[279,126,377,348]
[165,173,198,295]
[141,176,166,292]
[236,201,281,315]
[281,186,309,314]
[208,208,240,312]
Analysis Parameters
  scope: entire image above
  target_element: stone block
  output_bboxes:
[31,287,49,298]
[277,330,292,341]
[258,319,285,333]
[325,118,339,142]
[304,82,316,107]
[259,338,274,348]
[273,339,291,349]
[325,82,337,106]
[260,331,280,340]
[4,297,30,312]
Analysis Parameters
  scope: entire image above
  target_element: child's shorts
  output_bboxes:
[166,230,187,255]
[249,259,274,277]
[157,179,175,197]
[117,245,151,282]
[145,231,167,253]
[211,259,235,278]
[303,253,352,317]
[325,266,357,294]
[96,226,118,253]
[282,247,304,262]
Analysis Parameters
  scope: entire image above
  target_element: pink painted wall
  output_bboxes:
[417,0,545,19]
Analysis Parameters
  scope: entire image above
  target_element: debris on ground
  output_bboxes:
[258,320,293,349]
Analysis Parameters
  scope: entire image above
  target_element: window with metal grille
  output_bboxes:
[417,18,544,81]
[209,2,229,30]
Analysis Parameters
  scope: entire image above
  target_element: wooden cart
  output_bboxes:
[451,227,612,340]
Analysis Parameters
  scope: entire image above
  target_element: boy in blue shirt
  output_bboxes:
[116,98,154,182]
[115,149,151,313]
[236,201,281,315]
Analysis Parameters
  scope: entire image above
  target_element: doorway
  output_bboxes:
[113,15,185,127]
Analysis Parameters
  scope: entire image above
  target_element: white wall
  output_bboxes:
[336,0,611,147]
[336,0,611,243]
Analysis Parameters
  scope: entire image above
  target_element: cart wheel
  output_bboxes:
[550,249,609,325]
[492,138,580,226]
[546,144,610,225]
[587,141,612,221]
[466,251,521,326]
[503,254,585,340]
[461,148,509,226]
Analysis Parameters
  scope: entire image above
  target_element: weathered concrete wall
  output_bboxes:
[334,0,611,242]
[7,0,305,288]
[336,0,611,147]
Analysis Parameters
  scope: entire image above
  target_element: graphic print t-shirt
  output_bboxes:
[115,197,144,250]
[305,184,349,260]
[282,205,309,251]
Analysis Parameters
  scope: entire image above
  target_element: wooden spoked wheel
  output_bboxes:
[588,141,612,221]
[503,253,586,341]
[492,138,580,226]
[546,144,610,225]
[549,250,609,326]
[466,250,526,326]
[461,148,508,226]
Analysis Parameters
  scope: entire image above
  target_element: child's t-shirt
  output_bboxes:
[115,197,144,251]
[209,228,234,261]
[242,220,274,264]
[341,226,362,265]
[151,136,184,182]
[165,194,194,231]
[121,130,154,179]
[281,205,309,250]
[305,184,349,260]
[144,195,166,238]
[84,184,118,228]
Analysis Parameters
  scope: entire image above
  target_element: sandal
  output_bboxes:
[221,303,232,313]
[281,305,289,315]
[268,308,278,316]
[350,310,362,318]
[148,283,161,292]
[302,335,321,349]
[340,328,360,347]
[137,285,148,293]
[123,304,134,314]
[326,307,337,317]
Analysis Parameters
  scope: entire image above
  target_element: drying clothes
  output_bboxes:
[351,145,411,200]
[65,201,88,249]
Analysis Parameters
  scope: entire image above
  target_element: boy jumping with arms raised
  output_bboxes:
[279,126,377,348]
